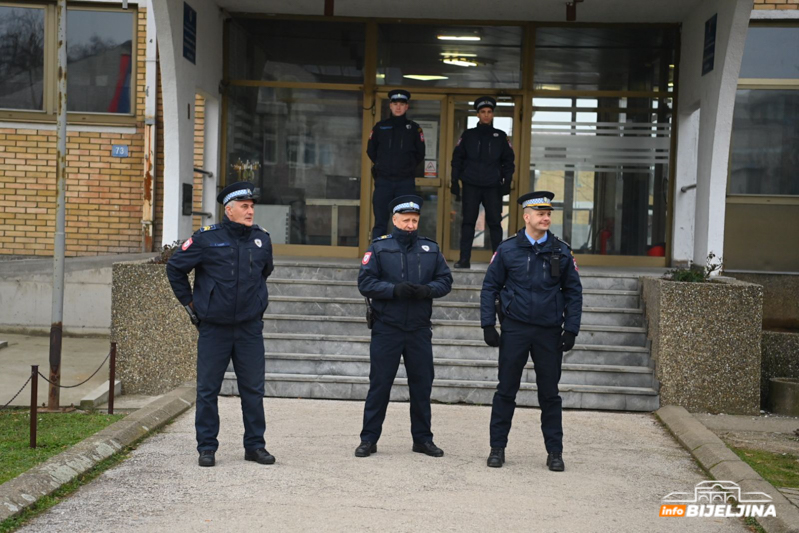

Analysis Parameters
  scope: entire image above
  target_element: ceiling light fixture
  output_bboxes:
[403,75,449,81]
[440,52,478,58]
[437,34,481,41]
[443,58,477,67]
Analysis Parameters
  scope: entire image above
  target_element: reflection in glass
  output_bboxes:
[379,98,441,180]
[0,6,44,111]
[377,24,522,89]
[448,98,514,254]
[67,10,133,113]
[739,27,799,80]
[529,97,671,256]
[534,27,677,92]
[226,87,363,246]
[228,18,365,83]
[730,90,799,196]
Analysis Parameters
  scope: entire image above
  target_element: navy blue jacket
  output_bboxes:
[358,231,453,331]
[451,123,515,188]
[366,115,425,181]
[481,229,582,334]
[166,218,274,325]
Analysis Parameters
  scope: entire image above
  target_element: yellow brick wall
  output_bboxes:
[754,0,799,9]
[192,94,206,232]
[0,8,149,257]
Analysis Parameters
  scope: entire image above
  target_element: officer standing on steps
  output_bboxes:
[367,89,426,241]
[480,191,582,471]
[167,181,276,468]
[355,195,453,458]
[450,96,515,269]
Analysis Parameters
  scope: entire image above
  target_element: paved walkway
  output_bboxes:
[20,398,747,532]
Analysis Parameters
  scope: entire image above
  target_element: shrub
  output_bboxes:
[149,241,184,265]
[664,252,723,283]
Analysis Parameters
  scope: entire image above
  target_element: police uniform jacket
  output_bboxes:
[367,115,426,181]
[166,218,274,325]
[481,229,582,334]
[358,232,453,331]
[451,123,515,188]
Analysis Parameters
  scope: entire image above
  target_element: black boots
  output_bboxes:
[486,447,505,468]
[355,441,377,457]
[412,441,444,457]
[244,448,276,465]
[547,452,565,472]
[198,450,215,467]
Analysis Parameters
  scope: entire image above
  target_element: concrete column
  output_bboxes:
[673,0,752,268]
[152,0,223,245]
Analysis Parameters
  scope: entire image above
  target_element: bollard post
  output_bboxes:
[30,365,38,448]
[108,342,116,415]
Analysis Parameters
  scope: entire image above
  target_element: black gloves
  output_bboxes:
[450,180,461,201]
[483,326,501,347]
[561,331,576,352]
[183,304,200,330]
[413,284,433,300]
[393,282,416,300]
[500,178,512,196]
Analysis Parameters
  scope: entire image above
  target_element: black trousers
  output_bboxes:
[459,183,503,262]
[360,320,435,444]
[489,318,563,452]
[372,178,416,241]
[195,319,266,452]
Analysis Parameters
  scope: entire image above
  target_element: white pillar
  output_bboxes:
[673,0,752,268]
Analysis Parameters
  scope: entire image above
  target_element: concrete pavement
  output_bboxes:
[19,398,748,532]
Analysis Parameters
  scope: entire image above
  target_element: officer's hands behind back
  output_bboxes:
[483,326,500,347]
[393,282,417,300]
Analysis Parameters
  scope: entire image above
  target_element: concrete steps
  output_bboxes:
[221,372,660,412]
[223,261,659,411]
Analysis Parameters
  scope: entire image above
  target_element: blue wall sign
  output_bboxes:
[702,14,717,76]
[183,2,196,65]
[112,145,129,158]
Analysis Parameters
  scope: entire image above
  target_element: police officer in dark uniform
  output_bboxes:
[367,90,426,241]
[166,181,276,468]
[480,191,582,471]
[355,195,453,458]
[451,96,515,269]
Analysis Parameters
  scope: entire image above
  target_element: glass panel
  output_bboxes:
[534,27,677,92]
[67,9,134,114]
[226,87,363,246]
[228,18,365,83]
[377,24,522,89]
[730,89,799,196]
[449,98,514,253]
[740,27,799,80]
[0,6,45,111]
[530,97,671,256]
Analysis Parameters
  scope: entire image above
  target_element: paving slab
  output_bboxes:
[19,398,746,533]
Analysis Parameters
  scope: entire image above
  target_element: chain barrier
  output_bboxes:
[1,374,33,410]
[36,351,111,389]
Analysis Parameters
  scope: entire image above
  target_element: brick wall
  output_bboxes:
[0,8,150,257]
[754,0,799,9]
[192,94,206,232]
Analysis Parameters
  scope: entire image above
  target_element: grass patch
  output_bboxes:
[0,408,124,485]
[731,446,799,488]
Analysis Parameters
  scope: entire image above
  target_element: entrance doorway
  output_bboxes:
[371,93,521,262]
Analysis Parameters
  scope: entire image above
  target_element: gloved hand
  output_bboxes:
[413,284,433,300]
[500,178,512,196]
[561,331,576,352]
[393,282,416,300]
[450,180,461,201]
[483,326,501,347]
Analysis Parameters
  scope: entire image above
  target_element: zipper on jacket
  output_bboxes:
[400,252,406,280]
[418,252,422,282]
[249,249,253,278]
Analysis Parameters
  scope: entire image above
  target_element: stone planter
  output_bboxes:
[768,378,799,416]
[111,261,197,394]
[641,277,763,415]
[761,330,799,408]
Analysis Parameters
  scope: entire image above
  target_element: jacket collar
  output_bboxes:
[515,229,555,251]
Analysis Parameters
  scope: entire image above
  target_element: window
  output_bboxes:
[0,5,45,111]
[0,3,135,120]
[730,24,799,197]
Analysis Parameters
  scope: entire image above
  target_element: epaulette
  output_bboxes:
[373,234,393,242]
[498,234,516,246]
[553,234,572,250]
[253,224,270,235]
[199,224,220,233]
[419,236,438,244]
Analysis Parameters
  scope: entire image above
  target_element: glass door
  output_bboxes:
[373,94,448,244]
[443,95,521,263]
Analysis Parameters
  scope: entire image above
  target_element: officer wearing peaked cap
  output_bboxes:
[451,96,515,269]
[167,181,276,468]
[480,191,582,471]
[355,195,453,458]
[367,90,426,241]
